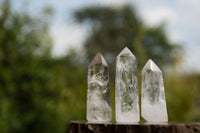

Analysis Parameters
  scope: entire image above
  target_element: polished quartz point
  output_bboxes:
[115,47,140,122]
[87,53,112,122]
[142,59,168,122]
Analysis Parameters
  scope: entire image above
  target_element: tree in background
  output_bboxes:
[74,6,182,71]
[0,1,87,132]
[0,0,63,132]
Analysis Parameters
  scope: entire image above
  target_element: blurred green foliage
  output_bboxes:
[0,0,199,133]
[74,6,181,68]
[0,0,86,132]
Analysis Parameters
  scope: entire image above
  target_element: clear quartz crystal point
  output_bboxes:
[142,59,168,122]
[87,53,112,122]
[115,47,140,122]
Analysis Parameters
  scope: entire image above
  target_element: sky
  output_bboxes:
[2,0,200,72]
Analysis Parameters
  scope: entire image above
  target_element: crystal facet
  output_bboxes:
[142,59,168,122]
[115,47,140,122]
[87,53,112,122]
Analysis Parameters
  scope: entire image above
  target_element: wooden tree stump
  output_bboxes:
[67,121,200,133]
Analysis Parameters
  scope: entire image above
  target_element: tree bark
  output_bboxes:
[67,121,200,133]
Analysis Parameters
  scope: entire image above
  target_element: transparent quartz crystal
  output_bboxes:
[142,59,168,122]
[115,47,140,122]
[87,53,112,122]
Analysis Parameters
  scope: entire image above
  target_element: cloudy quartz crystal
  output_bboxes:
[87,53,112,122]
[142,59,168,122]
[115,47,140,122]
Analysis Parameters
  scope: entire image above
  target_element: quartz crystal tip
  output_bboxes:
[87,53,111,122]
[142,59,161,73]
[115,47,140,122]
[142,59,168,122]
[89,53,108,68]
[117,47,136,58]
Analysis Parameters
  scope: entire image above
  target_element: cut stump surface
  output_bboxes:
[67,121,200,133]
